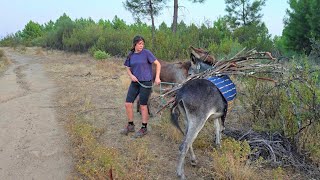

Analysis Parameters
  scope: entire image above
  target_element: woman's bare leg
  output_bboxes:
[125,102,134,122]
[140,105,149,123]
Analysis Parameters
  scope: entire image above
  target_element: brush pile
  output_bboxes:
[153,46,282,113]
[224,128,320,178]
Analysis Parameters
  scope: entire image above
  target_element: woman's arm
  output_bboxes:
[126,67,138,82]
[153,60,161,85]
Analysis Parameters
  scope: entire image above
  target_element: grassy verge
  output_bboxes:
[68,117,123,179]
[0,49,11,74]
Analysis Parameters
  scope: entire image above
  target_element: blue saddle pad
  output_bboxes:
[207,75,237,102]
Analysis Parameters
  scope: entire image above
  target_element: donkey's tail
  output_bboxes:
[170,100,184,135]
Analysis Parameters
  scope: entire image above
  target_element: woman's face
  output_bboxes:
[134,40,144,53]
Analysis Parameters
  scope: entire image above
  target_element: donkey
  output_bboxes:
[153,59,192,84]
[170,53,236,179]
[136,59,192,115]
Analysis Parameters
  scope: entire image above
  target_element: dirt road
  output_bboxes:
[0,48,71,179]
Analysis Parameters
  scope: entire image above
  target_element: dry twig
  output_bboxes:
[224,128,320,178]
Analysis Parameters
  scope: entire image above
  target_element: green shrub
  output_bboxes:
[93,50,110,60]
[88,45,98,56]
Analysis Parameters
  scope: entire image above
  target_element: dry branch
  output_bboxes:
[224,128,320,178]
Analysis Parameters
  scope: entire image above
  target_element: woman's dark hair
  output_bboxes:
[127,35,145,60]
[132,35,145,47]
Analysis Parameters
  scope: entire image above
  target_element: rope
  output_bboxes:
[137,81,178,89]
[137,80,153,88]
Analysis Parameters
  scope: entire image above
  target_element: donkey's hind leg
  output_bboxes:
[189,145,197,166]
[178,105,197,166]
[214,118,223,147]
[177,114,208,179]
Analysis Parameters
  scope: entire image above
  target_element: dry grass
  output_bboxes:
[154,110,183,143]
[299,122,320,166]
[121,139,157,179]
[210,138,259,180]
[69,118,123,179]
[14,45,27,53]
[35,47,45,56]
[209,137,294,180]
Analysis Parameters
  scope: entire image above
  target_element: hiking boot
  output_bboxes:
[120,124,135,135]
[132,128,148,138]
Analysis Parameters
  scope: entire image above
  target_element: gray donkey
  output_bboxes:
[170,53,236,179]
[171,79,228,179]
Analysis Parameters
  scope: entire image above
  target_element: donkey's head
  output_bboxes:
[188,53,214,75]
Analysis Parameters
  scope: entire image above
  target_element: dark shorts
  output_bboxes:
[125,81,152,105]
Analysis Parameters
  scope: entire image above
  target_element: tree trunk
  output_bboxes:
[172,0,178,33]
[149,0,155,50]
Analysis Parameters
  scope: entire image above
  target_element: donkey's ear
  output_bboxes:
[190,54,196,63]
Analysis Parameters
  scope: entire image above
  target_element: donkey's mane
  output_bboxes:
[190,46,217,65]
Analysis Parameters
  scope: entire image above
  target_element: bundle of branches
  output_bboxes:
[224,128,320,178]
[153,47,283,113]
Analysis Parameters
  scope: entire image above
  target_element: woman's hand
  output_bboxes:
[154,77,161,85]
[153,60,161,85]
[130,74,138,82]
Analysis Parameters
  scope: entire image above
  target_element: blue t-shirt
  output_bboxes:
[124,49,156,81]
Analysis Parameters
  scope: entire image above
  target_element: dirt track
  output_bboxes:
[0,48,71,179]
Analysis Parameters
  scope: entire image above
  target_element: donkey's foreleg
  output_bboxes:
[214,118,222,147]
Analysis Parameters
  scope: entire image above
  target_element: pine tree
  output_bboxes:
[172,0,206,33]
[224,0,271,50]
[283,0,312,54]
[123,0,167,49]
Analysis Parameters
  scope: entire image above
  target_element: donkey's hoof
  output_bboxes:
[177,173,186,180]
[190,159,198,166]
[214,144,221,149]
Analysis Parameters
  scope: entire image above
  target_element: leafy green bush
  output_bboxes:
[88,45,98,56]
[93,50,110,60]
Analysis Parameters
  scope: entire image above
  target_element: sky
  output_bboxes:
[0,0,289,38]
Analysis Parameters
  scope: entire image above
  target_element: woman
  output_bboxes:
[121,35,161,138]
